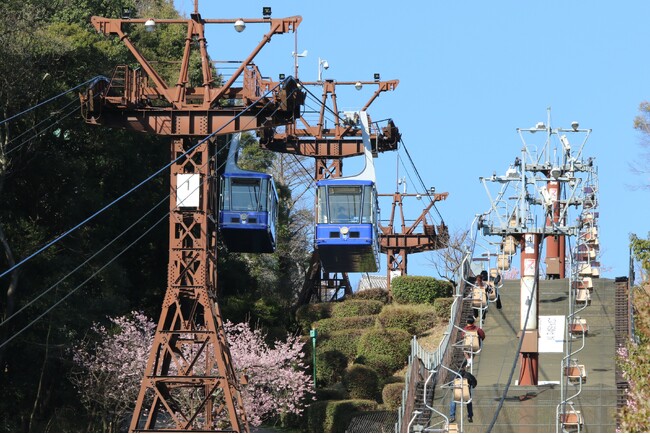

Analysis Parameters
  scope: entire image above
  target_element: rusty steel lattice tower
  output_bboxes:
[81,6,304,431]
[378,190,449,290]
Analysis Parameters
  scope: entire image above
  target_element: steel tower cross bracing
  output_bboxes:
[81,7,304,431]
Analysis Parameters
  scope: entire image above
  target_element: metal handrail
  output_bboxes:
[396,250,470,432]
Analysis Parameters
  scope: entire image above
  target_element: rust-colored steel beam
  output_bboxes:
[82,14,303,134]
[259,80,400,160]
[378,192,449,287]
[83,10,308,433]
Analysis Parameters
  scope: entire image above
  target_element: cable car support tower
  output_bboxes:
[81,5,304,431]
[258,77,401,303]
[378,182,449,290]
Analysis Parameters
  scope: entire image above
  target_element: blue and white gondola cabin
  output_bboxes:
[315,179,380,272]
[314,111,380,272]
[218,134,278,253]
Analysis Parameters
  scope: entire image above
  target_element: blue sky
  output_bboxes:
[175,1,649,283]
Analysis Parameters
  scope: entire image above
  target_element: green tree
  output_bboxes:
[0,0,177,430]
[617,286,650,432]
[630,232,650,281]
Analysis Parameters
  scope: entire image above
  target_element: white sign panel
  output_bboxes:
[523,258,536,276]
[177,174,200,208]
[538,315,565,353]
[524,234,535,254]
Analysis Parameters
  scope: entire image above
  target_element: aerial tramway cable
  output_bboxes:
[0,76,106,126]
[0,81,304,343]
[0,78,296,280]
[0,131,250,345]
[4,99,80,155]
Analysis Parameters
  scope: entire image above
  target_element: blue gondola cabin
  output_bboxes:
[315,179,380,272]
[219,172,278,253]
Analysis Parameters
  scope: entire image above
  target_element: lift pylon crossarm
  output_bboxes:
[379,192,449,280]
[84,13,304,135]
[259,80,400,158]
[259,124,399,158]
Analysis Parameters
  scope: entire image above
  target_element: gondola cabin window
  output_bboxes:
[317,185,374,224]
[223,177,268,212]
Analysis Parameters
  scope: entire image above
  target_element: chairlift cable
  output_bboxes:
[485,214,548,432]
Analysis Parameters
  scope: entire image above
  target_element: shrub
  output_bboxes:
[433,297,455,320]
[382,382,405,409]
[331,300,384,318]
[350,287,390,304]
[343,364,380,400]
[296,303,333,332]
[377,305,436,335]
[307,399,377,432]
[391,275,454,304]
[316,383,348,400]
[357,328,411,377]
[318,329,364,360]
[314,315,377,335]
[316,350,348,386]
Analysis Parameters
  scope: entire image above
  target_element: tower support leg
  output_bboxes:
[129,138,248,432]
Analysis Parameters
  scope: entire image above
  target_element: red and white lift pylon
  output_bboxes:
[478,110,596,386]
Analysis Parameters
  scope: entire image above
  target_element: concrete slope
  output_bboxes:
[431,278,617,433]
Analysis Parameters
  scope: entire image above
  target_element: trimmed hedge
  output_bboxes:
[382,382,405,410]
[433,297,455,319]
[331,299,384,318]
[391,275,454,304]
[350,287,390,304]
[343,364,380,400]
[316,383,348,401]
[314,315,378,335]
[296,303,333,332]
[307,399,378,432]
[377,305,436,335]
[357,328,411,378]
[316,350,348,386]
[318,329,364,360]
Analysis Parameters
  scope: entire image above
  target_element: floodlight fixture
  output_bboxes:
[355,81,363,90]
[550,166,562,179]
[144,18,156,32]
[234,19,246,32]
[262,7,272,18]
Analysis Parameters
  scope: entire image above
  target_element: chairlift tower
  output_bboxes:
[81,4,304,431]
[477,109,597,385]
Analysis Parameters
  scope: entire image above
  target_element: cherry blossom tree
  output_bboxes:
[69,311,155,432]
[223,320,314,426]
[70,313,313,430]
